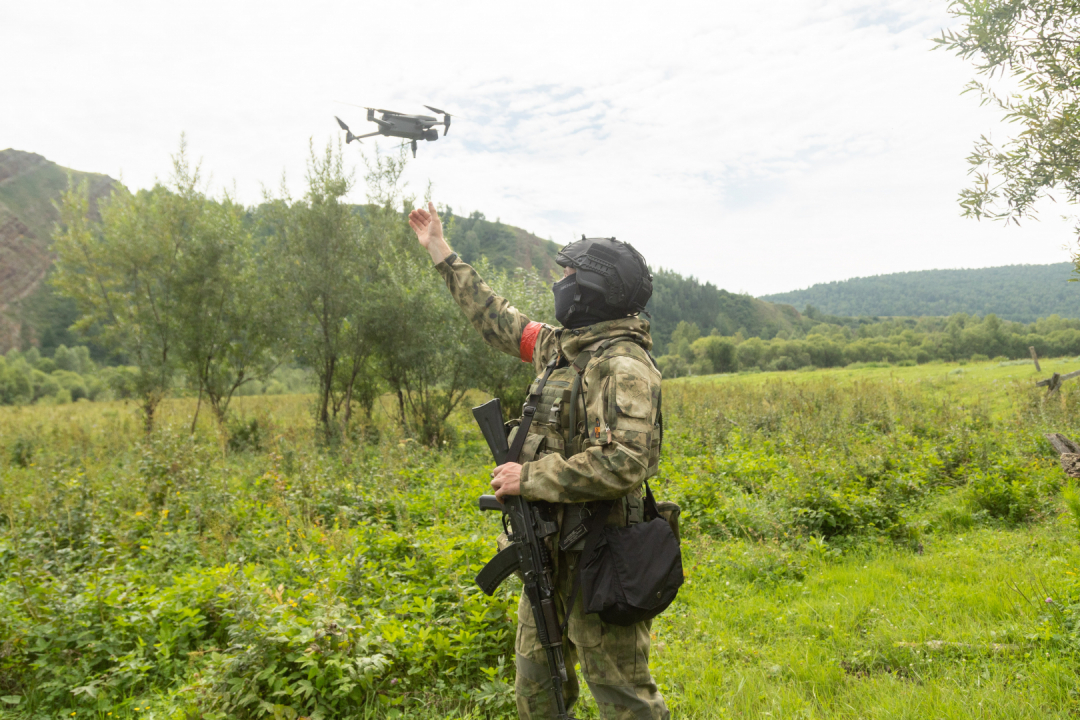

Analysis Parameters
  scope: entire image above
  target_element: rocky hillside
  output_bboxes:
[0,149,116,352]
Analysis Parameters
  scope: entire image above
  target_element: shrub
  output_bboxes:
[10,437,33,467]
[227,417,264,454]
[691,336,738,374]
[966,464,1043,524]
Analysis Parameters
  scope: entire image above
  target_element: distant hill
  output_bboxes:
[0,148,805,358]
[443,214,806,352]
[445,209,562,280]
[0,149,116,353]
[761,264,1080,322]
[645,269,805,352]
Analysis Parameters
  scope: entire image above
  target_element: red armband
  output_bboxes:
[519,321,544,362]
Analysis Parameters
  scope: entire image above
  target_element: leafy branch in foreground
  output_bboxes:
[936,1,1080,237]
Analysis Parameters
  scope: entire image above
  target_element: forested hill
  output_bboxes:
[442,211,806,352]
[645,269,804,352]
[444,209,562,279]
[761,263,1080,322]
[0,148,804,357]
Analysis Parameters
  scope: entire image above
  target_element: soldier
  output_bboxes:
[409,202,669,720]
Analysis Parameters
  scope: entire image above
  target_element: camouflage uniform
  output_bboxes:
[436,254,669,720]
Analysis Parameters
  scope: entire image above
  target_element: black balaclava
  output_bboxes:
[553,273,622,329]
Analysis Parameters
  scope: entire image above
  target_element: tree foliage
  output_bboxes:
[53,139,276,432]
[262,142,375,441]
[937,1,1080,239]
[655,312,1080,377]
[761,263,1080,321]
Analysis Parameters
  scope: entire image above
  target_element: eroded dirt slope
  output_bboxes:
[0,149,116,352]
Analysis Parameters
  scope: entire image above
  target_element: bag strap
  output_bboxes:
[506,353,560,464]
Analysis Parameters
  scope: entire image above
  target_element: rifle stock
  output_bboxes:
[472,398,509,465]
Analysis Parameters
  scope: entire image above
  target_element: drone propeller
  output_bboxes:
[333,116,361,144]
[423,105,453,136]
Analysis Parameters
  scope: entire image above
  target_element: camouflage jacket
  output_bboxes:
[436,254,662,504]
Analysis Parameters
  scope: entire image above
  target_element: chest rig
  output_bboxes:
[507,337,663,480]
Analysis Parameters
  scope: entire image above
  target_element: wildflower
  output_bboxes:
[1046,597,1054,604]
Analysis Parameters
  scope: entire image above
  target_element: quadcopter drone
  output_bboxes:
[334,106,453,157]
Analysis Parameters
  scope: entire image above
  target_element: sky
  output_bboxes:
[4,0,1077,296]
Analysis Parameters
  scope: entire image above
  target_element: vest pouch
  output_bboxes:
[519,432,545,463]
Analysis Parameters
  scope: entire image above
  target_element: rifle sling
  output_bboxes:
[506,354,560,464]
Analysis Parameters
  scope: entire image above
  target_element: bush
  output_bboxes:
[10,437,33,467]
[965,464,1043,524]
[691,336,738,374]
[227,417,264,453]
[657,354,689,379]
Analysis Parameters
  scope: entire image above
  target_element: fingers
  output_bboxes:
[428,201,438,219]
[408,208,431,238]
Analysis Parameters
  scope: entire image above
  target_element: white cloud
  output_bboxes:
[3,0,1076,296]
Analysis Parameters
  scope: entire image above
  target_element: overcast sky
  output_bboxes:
[4,0,1077,296]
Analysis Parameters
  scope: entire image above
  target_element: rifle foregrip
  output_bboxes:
[478,495,504,512]
[475,545,520,596]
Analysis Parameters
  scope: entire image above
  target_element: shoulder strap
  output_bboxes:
[506,354,559,464]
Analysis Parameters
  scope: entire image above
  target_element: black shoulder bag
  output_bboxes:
[571,481,683,626]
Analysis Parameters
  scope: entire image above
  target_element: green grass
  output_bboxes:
[2,358,1080,718]
[657,523,1080,718]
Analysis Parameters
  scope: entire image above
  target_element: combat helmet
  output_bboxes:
[556,236,653,317]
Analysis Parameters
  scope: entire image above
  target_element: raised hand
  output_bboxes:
[409,202,453,263]
[408,201,443,248]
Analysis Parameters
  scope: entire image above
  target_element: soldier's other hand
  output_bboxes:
[491,462,522,502]
[409,201,443,247]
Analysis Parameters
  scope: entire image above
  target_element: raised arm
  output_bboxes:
[410,202,552,363]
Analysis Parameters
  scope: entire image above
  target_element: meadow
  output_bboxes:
[2,357,1080,718]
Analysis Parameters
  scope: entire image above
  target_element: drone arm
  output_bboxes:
[353,131,382,140]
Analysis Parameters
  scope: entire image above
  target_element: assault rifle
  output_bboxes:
[473,395,574,720]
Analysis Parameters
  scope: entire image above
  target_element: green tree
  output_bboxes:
[691,335,738,375]
[53,166,189,431]
[174,189,278,428]
[937,1,1080,251]
[262,141,375,440]
[362,152,488,445]
[54,140,277,432]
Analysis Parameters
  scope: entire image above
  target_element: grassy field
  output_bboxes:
[2,358,1080,718]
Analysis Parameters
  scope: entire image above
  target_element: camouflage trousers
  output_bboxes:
[514,550,669,720]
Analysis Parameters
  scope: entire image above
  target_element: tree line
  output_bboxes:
[656,312,1080,377]
[50,140,552,443]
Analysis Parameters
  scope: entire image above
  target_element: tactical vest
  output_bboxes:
[507,337,662,482]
